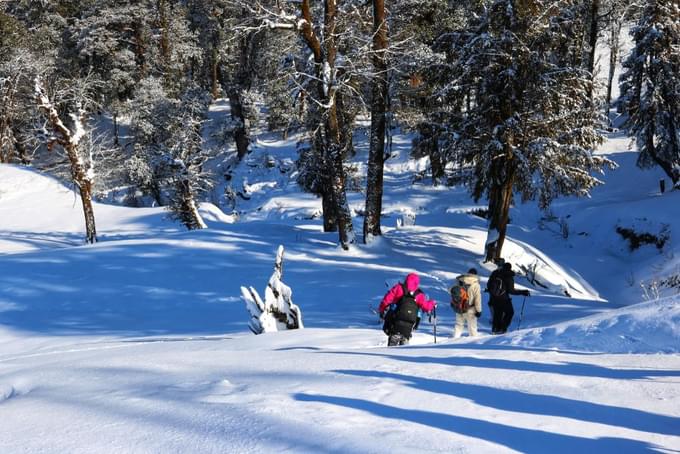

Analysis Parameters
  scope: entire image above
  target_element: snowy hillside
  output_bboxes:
[1,125,679,453]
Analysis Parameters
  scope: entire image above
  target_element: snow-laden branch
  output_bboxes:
[240,245,303,334]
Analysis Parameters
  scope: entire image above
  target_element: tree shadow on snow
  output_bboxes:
[0,229,279,337]
[324,349,680,381]
[295,393,660,453]
[331,369,680,437]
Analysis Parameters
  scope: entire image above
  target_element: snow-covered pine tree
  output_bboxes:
[157,2,203,97]
[128,78,212,229]
[440,0,614,262]
[220,8,257,161]
[240,245,303,334]
[0,15,34,164]
[67,2,148,103]
[186,0,257,160]
[126,77,174,206]
[389,0,470,185]
[165,86,212,230]
[619,0,680,188]
[66,1,201,143]
[1,2,69,165]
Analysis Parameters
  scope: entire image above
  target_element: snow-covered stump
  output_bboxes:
[240,245,303,334]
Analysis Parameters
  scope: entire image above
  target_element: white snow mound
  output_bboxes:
[489,296,680,353]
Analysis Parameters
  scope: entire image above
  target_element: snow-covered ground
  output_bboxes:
[1,119,679,453]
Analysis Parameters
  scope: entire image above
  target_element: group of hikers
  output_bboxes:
[379,260,531,346]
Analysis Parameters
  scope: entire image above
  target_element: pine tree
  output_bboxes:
[1,1,71,165]
[165,86,212,230]
[619,0,680,188]
[128,78,213,229]
[390,0,471,184]
[441,0,614,261]
[0,13,33,164]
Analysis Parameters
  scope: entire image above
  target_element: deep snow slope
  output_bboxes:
[1,122,679,453]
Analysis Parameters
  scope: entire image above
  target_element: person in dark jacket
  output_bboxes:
[487,262,530,334]
[379,273,436,346]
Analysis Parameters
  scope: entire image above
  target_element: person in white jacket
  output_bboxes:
[451,268,482,338]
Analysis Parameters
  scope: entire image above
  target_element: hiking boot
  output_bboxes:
[388,334,405,346]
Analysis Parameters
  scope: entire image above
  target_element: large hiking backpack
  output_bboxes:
[450,280,471,313]
[394,283,421,324]
[487,271,506,298]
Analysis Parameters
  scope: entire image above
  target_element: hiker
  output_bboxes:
[450,268,482,338]
[487,262,530,334]
[379,272,436,346]
[486,259,504,321]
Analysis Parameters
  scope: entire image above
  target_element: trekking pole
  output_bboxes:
[433,304,437,344]
[516,296,527,331]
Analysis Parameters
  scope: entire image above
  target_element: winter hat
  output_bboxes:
[503,262,512,271]
[405,273,420,292]
[468,268,478,275]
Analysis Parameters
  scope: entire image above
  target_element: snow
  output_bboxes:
[1,117,680,452]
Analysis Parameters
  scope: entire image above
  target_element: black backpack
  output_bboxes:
[394,283,421,324]
[487,271,506,298]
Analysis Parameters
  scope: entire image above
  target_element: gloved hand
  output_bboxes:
[379,311,385,320]
[522,290,531,296]
[475,311,482,318]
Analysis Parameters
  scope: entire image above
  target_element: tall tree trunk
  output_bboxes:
[484,169,515,263]
[322,188,338,232]
[336,90,354,159]
[0,75,18,163]
[62,141,97,244]
[158,0,170,68]
[645,113,680,187]
[229,35,253,160]
[324,0,354,249]
[329,139,354,249]
[427,125,444,184]
[605,18,622,117]
[314,130,337,232]
[485,97,515,262]
[584,0,600,102]
[211,29,221,99]
[11,124,31,164]
[363,0,388,243]
[76,170,98,244]
[134,21,148,78]
[228,88,250,160]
